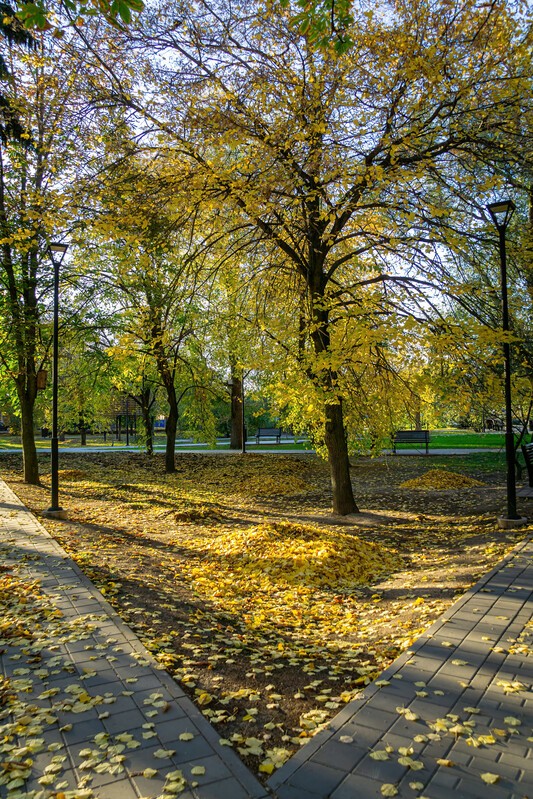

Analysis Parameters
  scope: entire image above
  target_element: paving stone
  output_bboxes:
[356,753,411,782]
[101,707,148,735]
[87,778,140,799]
[182,753,232,784]
[186,777,269,799]
[312,740,368,772]
[275,783,324,799]
[329,771,384,798]
[288,761,346,796]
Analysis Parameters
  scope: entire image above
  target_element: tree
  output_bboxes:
[98,0,531,511]
[0,2,35,142]
[0,31,79,483]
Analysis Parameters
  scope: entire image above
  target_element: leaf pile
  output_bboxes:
[181,521,402,636]
[400,469,484,490]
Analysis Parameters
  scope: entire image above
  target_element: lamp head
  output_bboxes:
[487,200,516,231]
[49,242,68,255]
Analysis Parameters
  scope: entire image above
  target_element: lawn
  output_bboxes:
[1,450,530,778]
[0,428,520,453]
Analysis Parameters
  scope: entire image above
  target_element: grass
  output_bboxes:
[0,429,519,452]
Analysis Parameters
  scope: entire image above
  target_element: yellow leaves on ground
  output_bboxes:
[481,772,500,784]
[237,475,310,496]
[5,452,526,783]
[181,520,402,637]
[400,469,484,490]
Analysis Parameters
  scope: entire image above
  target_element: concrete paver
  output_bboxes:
[0,477,531,799]
[269,537,533,799]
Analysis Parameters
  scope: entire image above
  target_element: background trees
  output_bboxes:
[2,0,531,514]
[72,0,532,512]
[0,29,82,482]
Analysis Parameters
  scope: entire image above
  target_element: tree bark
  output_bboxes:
[165,385,178,472]
[230,368,243,449]
[324,400,357,514]
[134,384,156,456]
[79,416,87,446]
[142,407,154,456]
[19,390,39,484]
[307,254,358,515]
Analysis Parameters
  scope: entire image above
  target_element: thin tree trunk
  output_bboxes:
[79,416,87,446]
[165,388,178,473]
[19,392,39,484]
[142,406,154,456]
[139,385,155,456]
[230,368,243,449]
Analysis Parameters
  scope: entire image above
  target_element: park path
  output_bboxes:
[0,477,531,799]
[0,478,268,799]
[268,538,533,799]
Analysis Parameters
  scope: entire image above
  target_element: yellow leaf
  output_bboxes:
[370,750,390,761]
[191,766,205,776]
[481,773,500,784]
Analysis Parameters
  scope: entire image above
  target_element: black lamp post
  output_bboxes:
[486,200,524,525]
[45,242,68,517]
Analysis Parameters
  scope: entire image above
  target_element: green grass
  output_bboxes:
[430,431,506,448]
[0,429,524,453]
[389,430,514,450]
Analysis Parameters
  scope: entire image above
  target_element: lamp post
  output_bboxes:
[44,242,68,518]
[486,200,525,527]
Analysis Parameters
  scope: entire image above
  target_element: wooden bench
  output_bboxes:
[521,442,533,487]
[255,427,282,444]
[392,429,430,454]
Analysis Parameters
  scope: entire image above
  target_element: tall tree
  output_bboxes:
[81,0,532,513]
[0,31,78,483]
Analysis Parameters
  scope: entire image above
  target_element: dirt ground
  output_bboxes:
[1,450,530,777]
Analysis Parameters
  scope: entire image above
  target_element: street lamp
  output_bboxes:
[486,200,526,527]
[44,242,68,518]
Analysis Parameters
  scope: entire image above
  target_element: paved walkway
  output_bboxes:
[0,479,268,799]
[0,480,531,799]
[269,539,533,799]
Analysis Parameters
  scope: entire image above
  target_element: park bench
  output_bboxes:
[521,442,533,487]
[255,427,282,444]
[392,429,430,454]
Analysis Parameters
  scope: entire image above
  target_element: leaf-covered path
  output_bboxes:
[0,473,531,798]
[0,478,267,799]
[270,537,533,799]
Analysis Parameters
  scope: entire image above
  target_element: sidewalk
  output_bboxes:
[1,479,531,799]
[0,479,268,799]
[269,537,533,799]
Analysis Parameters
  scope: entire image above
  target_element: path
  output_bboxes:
[0,479,267,799]
[269,538,533,799]
[0,479,531,799]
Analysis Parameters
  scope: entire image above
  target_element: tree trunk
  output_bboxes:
[19,392,39,484]
[142,406,154,456]
[324,400,358,514]
[165,391,178,473]
[79,416,87,446]
[230,369,243,449]
[308,266,358,515]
